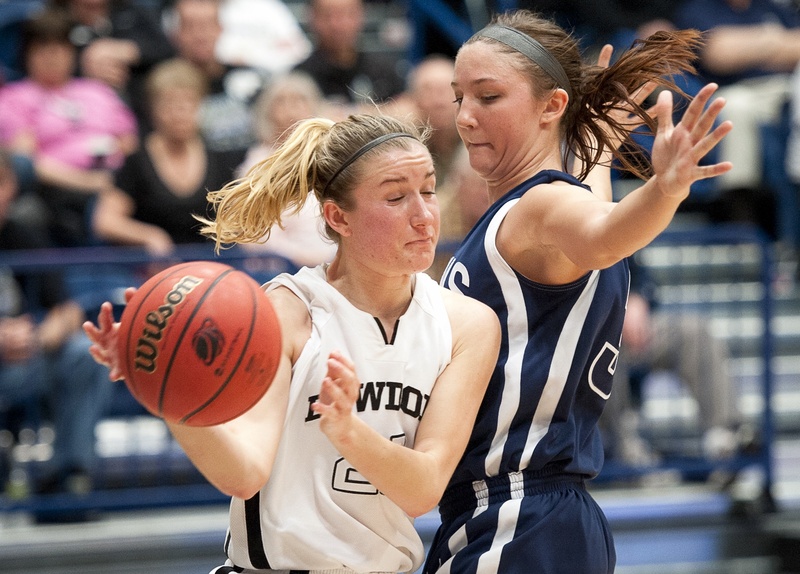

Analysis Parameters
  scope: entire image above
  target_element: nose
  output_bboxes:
[455,99,476,131]
[409,193,436,227]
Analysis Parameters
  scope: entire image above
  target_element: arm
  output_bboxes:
[84,286,311,499]
[34,155,113,194]
[80,38,141,91]
[91,187,175,256]
[702,24,800,76]
[502,83,732,284]
[37,300,85,352]
[312,290,500,518]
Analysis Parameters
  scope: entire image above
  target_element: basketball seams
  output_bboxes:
[120,261,199,407]
[180,273,261,425]
[158,267,235,416]
[118,261,281,427]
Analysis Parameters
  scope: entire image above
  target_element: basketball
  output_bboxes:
[116,261,282,426]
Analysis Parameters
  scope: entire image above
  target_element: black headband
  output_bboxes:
[322,132,417,194]
[474,24,572,100]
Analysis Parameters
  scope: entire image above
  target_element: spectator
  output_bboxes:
[517,0,678,51]
[236,71,337,268]
[600,256,743,467]
[91,58,238,254]
[400,55,466,243]
[428,144,489,279]
[164,0,266,157]
[0,149,112,503]
[673,0,800,191]
[52,0,175,124]
[215,0,311,73]
[294,0,406,111]
[0,6,138,247]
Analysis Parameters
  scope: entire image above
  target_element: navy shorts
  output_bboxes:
[424,471,615,574]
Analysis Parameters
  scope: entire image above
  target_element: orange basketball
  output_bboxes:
[117,261,282,426]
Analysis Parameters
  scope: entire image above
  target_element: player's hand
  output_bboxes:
[312,350,361,441]
[82,288,137,381]
[597,44,658,147]
[651,83,733,198]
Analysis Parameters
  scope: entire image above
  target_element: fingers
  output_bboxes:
[631,80,658,110]
[314,351,360,413]
[596,44,613,69]
[678,83,719,132]
[124,287,137,303]
[655,89,675,132]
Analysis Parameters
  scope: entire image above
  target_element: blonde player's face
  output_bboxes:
[452,41,551,182]
[336,142,439,275]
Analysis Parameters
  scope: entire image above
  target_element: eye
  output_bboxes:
[452,97,463,105]
[481,94,499,103]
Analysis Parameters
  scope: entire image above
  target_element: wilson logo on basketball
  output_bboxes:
[192,318,225,365]
[133,275,203,373]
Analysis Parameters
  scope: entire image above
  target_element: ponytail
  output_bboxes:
[570,29,704,181]
[198,118,334,252]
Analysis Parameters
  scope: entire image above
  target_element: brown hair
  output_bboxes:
[198,113,430,252]
[465,10,702,181]
[21,7,74,55]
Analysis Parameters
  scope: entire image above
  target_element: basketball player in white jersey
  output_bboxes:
[84,113,501,573]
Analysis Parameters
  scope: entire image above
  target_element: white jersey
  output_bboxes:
[222,265,453,573]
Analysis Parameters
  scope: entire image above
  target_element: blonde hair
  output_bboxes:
[145,57,209,109]
[198,113,430,252]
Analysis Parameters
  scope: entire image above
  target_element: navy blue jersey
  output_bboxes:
[440,170,630,488]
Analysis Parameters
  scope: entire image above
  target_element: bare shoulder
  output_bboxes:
[264,284,312,361]
[438,286,499,333]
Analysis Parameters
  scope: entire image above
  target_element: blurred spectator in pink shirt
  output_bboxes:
[0,6,137,246]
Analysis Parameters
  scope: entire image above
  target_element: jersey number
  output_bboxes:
[331,434,406,495]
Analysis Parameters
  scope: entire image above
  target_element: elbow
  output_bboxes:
[211,467,271,500]
[406,498,439,519]
[402,485,445,518]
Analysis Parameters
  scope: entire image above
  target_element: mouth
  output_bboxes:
[408,236,435,247]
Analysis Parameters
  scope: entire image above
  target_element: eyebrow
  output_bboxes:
[380,170,436,186]
[452,77,497,89]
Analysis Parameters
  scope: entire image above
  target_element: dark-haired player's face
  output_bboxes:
[452,42,551,183]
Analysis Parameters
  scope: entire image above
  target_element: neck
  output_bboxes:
[486,145,563,203]
[326,45,358,68]
[325,257,414,326]
[149,132,201,155]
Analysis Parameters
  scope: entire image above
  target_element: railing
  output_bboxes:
[0,244,298,517]
[0,226,779,517]
[595,226,777,512]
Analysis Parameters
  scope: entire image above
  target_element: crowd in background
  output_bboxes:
[0,0,795,503]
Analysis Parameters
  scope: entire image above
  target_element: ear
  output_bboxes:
[322,200,352,237]
[540,88,569,126]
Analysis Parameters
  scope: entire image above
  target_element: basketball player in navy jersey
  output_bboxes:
[424,10,733,574]
[84,113,501,573]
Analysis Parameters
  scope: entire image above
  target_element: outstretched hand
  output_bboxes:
[82,287,137,381]
[651,83,733,198]
[312,350,361,442]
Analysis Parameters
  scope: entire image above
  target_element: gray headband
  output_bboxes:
[474,24,572,100]
[322,132,417,194]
